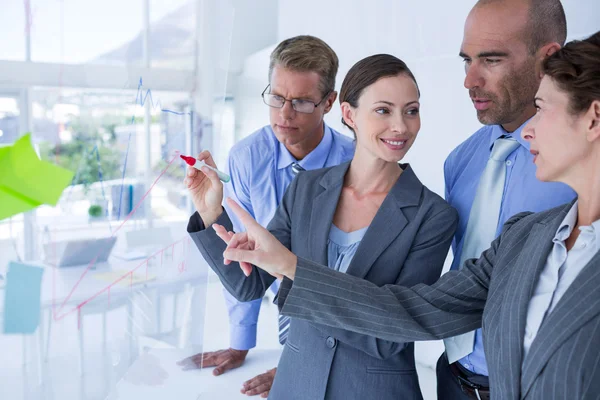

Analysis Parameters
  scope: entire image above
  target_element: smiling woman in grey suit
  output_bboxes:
[186,54,458,399]
[219,32,600,400]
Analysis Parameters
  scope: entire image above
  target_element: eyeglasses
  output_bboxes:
[261,85,331,114]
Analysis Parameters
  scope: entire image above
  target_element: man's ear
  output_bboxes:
[323,91,337,114]
[536,42,561,79]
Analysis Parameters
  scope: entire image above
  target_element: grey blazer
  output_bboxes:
[188,162,458,400]
[280,200,600,400]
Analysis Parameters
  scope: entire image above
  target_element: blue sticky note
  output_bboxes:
[3,262,44,334]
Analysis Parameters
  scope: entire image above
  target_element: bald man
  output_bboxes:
[438,1,576,399]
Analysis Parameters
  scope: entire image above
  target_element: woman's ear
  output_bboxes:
[585,100,600,142]
[341,102,356,130]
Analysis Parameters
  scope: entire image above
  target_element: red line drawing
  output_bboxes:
[177,261,187,275]
[50,153,196,325]
[52,154,178,318]
[54,237,188,321]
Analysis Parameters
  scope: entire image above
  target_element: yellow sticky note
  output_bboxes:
[0,134,74,220]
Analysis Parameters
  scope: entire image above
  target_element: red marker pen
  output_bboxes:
[180,155,231,183]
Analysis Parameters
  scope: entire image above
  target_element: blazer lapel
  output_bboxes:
[521,249,600,398]
[345,165,421,279]
[308,163,348,265]
[495,220,558,399]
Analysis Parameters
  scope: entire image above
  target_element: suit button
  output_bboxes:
[326,336,336,348]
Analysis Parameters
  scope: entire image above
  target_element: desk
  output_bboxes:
[40,251,209,345]
[31,218,205,308]
[110,348,283,400]
[36,243,209,309]
[32,246,210,350]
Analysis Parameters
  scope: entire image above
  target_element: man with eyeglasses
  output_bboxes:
[178,35,354,398]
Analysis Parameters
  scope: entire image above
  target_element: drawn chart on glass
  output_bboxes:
[0,0,240,399]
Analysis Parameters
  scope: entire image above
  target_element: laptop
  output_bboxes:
[113,227,173,261]
[44,237,117,267]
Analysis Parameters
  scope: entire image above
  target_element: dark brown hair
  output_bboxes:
[269,35,339,96]
[339,54,419,135]
[542,31,600,115]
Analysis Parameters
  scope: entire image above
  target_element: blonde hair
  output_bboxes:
[268,35,339,95]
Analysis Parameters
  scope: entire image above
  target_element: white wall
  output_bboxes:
[233,46,275,142]
[231,4,599,375]
[235,0,599,197]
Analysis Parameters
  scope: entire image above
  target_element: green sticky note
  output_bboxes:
[0,134,74,220]
[3,262,44,334]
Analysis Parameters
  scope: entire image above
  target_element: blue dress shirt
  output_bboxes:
[444,121,576,375]
[222,124,354,350]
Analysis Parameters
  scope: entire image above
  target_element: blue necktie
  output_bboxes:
[278,162,305,345]
[444,136,520,364]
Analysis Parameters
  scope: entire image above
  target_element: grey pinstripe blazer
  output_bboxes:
[280,200,600,400]
[188,162,458,400]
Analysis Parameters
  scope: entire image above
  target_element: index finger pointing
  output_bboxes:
[226,198,260,230]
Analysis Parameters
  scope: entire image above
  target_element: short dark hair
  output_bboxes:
[476,0,567,53]
[268,35,339,96]
[542,30,600,115]
[526,0,567,53]
[339,54,419,135]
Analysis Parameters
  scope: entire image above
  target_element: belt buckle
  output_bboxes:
[457,375,484,400]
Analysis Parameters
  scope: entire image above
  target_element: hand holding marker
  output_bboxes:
[180,155,231,183]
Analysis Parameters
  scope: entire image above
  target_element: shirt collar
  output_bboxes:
[554,200,600,245]
[277,123,334,170]
[488,118,532,151]
[554,200,579,243]
[591,218,600,245]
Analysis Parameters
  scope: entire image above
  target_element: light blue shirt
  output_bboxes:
[444,121,576,375]
[223,124,355,350]
[327,224,369,273]
[523,201,600,362]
